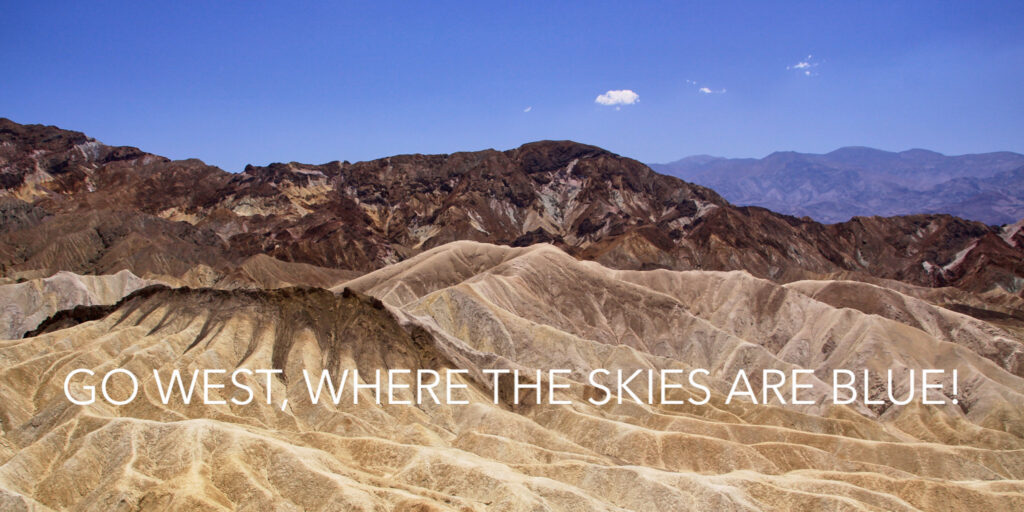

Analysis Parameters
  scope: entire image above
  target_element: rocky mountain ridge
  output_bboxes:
[2,118,1022,296]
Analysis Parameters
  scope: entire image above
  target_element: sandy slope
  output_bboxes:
[0,270,155,339]
[0,242,1023,510]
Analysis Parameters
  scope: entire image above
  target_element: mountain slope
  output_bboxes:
[0,270,155,339]
[3,118,1022,296]
[3,243,1024,510]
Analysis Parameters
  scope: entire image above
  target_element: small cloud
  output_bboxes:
[787,54,819,76]
[523,106,532,113]
[595,89,639,107]
[688,79,725,94]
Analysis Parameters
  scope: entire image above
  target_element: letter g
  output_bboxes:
[64,368,96,405]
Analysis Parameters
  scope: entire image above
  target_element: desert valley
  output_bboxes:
[2,118,1024,510]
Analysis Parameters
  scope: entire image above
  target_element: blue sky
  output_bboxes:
[2,1,1022,171]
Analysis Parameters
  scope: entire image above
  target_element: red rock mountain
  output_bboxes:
[2,118,1022,295]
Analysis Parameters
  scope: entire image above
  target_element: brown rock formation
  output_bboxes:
[2,118,1022,296]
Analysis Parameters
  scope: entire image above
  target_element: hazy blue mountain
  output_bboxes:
[650,147,1024,225]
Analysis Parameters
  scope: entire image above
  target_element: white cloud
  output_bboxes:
[688,80,725,94]
[595,89,639,107]
[787,54,819,76]
[523,106,532,112]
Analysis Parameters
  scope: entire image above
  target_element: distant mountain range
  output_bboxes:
[650,147,1024,225]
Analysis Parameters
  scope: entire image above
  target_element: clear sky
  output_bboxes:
[2,1,1022,171]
